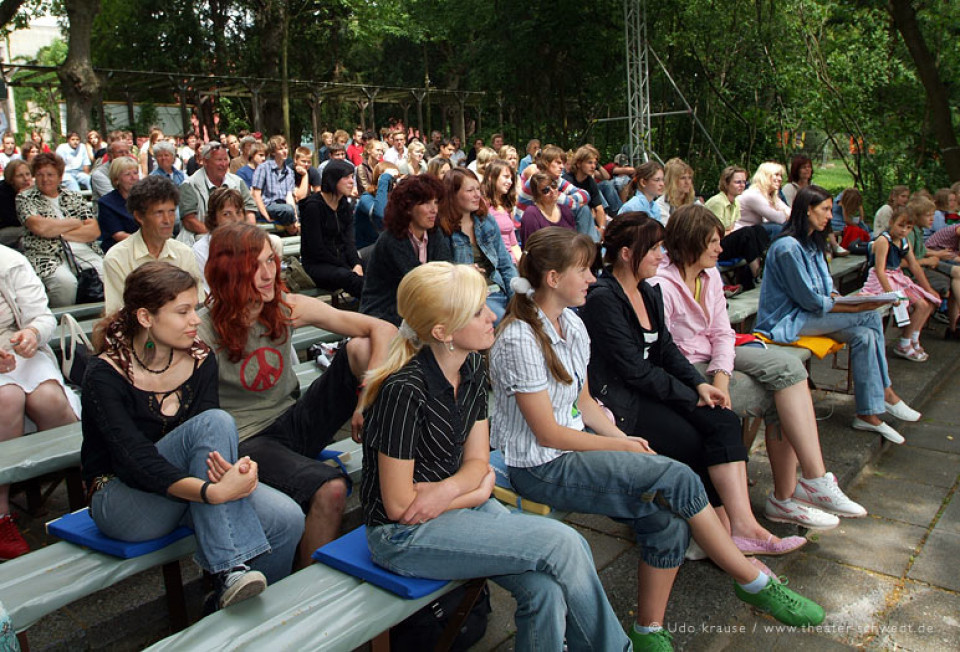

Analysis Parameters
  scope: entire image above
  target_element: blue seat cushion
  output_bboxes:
[47,508,193,559]
[312,526,449,599]
[489,449,513,490]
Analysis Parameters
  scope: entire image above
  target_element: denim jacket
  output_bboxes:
[755,236,836,343]
[448,214,517,296]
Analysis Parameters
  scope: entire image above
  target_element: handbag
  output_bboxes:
[281,255,316,293]
[59,313,94,386]
[61,237,104,303]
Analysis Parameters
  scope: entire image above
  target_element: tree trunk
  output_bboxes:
[888,0,960,181]
[280,4,290,141]
[57,0,101,136]
[256,0,283,136]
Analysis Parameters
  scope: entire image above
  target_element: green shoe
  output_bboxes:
[734,577,825,627]
[627,627,674,651]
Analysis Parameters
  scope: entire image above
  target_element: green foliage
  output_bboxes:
[11,38,67,142]
[67,0,959,201]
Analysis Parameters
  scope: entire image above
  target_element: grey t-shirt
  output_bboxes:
[198,307,297,441]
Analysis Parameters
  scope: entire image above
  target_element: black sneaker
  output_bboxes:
[217,564,267,609]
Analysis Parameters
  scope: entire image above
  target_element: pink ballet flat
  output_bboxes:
[732,534,807,556]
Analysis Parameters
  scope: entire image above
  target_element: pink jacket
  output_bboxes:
[647,261,736,375]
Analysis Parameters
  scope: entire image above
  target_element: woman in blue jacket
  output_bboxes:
[438,168,516,321]
[756,185,920,444]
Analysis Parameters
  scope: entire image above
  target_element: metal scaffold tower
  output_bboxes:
[624,0,652,164]
[622,0,726,166]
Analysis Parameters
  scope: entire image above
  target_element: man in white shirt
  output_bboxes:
[0,133,20,171]
[382,130,407,165]
[55,132,92,192]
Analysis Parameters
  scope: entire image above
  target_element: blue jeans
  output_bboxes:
[486,289,508,324]
[90,410,304,582]
[761,222,783,239]
[798,310,890,416]
[509,451,708,569]
[597,180,622,216]
[573,205,601,242]
[367,499,629,652]
[265,202,297,226]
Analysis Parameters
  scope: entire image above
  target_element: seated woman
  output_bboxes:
[619,161,665,223]
[490,228,825,647]
[756,186,921,444]
[360,261,630,651]
[149,141,186,187]
[425,156,451,180]
[354,161,397,252]
[735,162,790,239]
[439,169,516,321]
[298,159,363,298]
[396,141,426,177]
[518,172,577,243]
[650,205,866,530]
[516,145,589,232]
[16,152,104,308]
[579,213,805,555]
[98,157,141,252]
[0,243,80,560]
[360,175,452,326]
[654,157,696,224]
[81,262,303,607]
[0,160,33,248]
[199,223,395,568]
[482,159,521,263]
[703,165,769,289]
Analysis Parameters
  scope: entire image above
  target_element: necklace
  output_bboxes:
[131,346,174,375]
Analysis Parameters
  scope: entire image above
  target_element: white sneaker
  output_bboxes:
[884,400,921,422]
[851,417,905,444]
[764,494,839,530]
[685,538,708,560]
[793,473,868,518]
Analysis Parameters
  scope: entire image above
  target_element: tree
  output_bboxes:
[57,0,101,135]
[888,0,960,181]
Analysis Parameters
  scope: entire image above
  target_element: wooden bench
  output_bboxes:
[3,436,362,644]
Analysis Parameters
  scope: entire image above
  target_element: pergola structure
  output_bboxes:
[0,63,487,142]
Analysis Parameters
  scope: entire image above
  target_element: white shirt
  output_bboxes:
[490,307,590,468]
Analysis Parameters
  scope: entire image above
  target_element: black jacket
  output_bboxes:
[579,272,705,434]
[299,193,362,269]
[359,229,452,326]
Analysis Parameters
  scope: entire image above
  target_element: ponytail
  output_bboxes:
[498,227,596,385]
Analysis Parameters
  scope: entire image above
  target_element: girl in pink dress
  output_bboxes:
[862,208,939,361]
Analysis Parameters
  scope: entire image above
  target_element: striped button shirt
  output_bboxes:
[251,159,295,205]
[490,308,588,468]
[361,349,488,528]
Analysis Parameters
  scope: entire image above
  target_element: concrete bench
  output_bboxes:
[3,437,362,642]
[144,557,463,652]
[51,302,105,321]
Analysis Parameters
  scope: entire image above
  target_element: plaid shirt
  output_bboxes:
[251,159,295,204]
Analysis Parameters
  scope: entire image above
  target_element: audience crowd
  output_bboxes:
[2,123,959,650]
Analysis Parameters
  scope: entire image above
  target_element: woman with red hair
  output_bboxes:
[359,175,452,325]
[198,223,396,569]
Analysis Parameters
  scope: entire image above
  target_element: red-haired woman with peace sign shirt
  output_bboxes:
[198,222,396,569]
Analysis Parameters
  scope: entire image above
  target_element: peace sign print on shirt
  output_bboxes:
[240,346,284,392]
